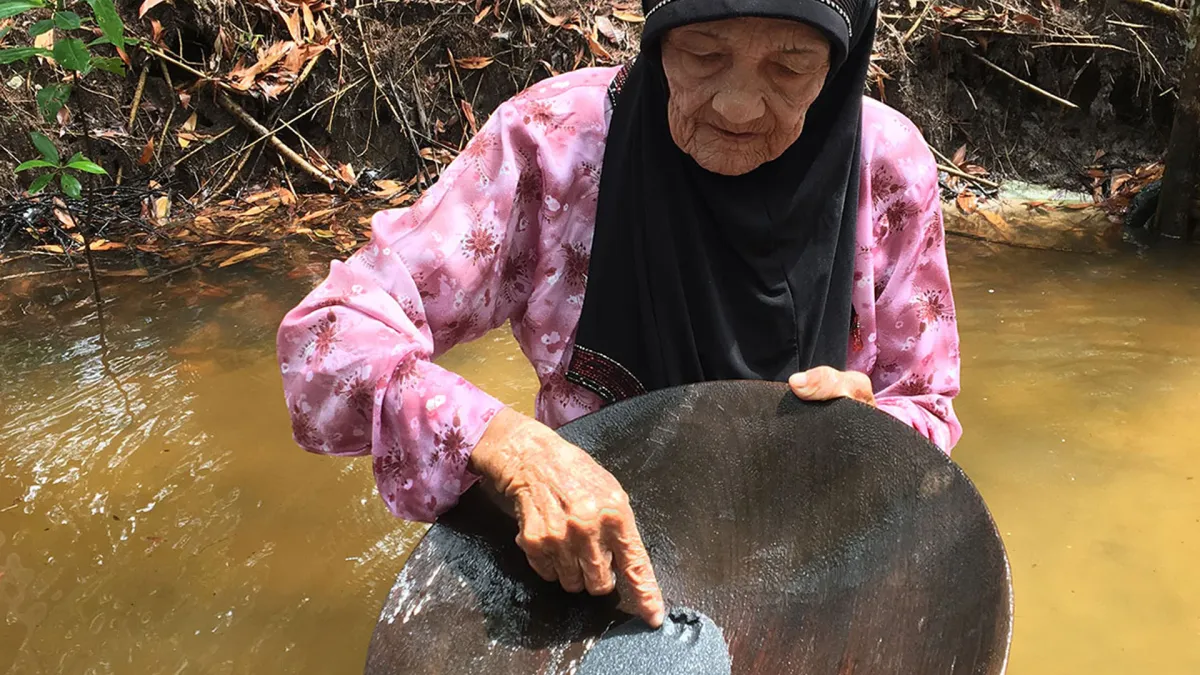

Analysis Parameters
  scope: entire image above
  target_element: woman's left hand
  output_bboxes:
[788,367,876,407]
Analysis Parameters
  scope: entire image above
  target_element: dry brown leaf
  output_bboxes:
[951,144,967,168]
[177,112,198,148]
[139,0,169,18]
[56,105,70,126]
[138,138,155,166]
[372,179,407,198]
[956,192,978,214]
[612,9,644,22]
[585,33,613,61]
[284,9,302,43]
[595,15,623,43]
[460,99,478,135]
[1062,202,1093,210]
[88,240,126,251]
[530,4,566,26]
[35,244,65,253]
[245,189,281,203]
[218,246,271,268]
[337,163,356,183]
[199,239,259,246]
[454,56,494,70]
[301,2,315,38]
[473,5,491,23]
[227,41,293,90]
[295,207,341,224]
[149,18,165,45]
[33,27,53,63]
[277,187,297,205]
[979,209,1009,229]
[100,268,149,278]
[177,89,191,108]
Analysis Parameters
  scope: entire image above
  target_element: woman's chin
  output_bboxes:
[687,141,772,176]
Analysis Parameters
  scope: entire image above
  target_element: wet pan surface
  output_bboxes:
[365,381,1012,674]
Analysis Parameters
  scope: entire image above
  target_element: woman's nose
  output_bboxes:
[711,83,766,126]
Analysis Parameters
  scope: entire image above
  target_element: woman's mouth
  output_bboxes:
[708,125,758,142]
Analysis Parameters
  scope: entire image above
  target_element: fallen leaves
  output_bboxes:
[138,0,169,18]
[454,55,494,70]
[218,246,271,268]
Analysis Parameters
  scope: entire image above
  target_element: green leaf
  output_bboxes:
[0,0,44,21]
[90,55,124,76]
[29,18,53,36]
[15,158,57,172]
[28,173,55,194]
[86,0,123,50]
[66,152,83,164]
[60,173,82,199]
[54,10,81,30]
[67,158,107,175]
[0,46,52,64]
[52,37,90,72]
[30,131,59,164]
[35,83,71,123]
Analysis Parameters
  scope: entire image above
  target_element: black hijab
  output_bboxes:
[566,0,878,404]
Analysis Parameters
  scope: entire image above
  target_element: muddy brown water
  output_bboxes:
[0,238,1197,674]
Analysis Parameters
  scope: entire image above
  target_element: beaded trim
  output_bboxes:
[565,344,648,405]
[606,63,631,108]
[642,0,855,39]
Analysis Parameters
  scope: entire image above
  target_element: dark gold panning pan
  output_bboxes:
[365,381,1012,674]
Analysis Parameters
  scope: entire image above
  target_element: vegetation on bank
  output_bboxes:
[0,0,1195,276]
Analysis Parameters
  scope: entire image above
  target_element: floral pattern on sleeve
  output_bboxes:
[275,69,613,522]
[847,99,963,452]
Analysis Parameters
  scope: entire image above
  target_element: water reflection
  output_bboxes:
[0,239,1197,673]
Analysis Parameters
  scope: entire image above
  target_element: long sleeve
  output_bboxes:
[859,114,963,452]
[276,98,549,522]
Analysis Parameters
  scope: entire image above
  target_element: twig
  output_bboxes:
[928,143,958,168]
[155,105,175,164]
[167,126,235,169]
[217,91,339,191]
[902,0,935,43]
[972,54,1079,109]
[209,78,366,171]
[143,45,234,91]
[938,163,1002,190]
[128,66,148,130]
[202,144,254,207]
[1032,42,1134,53]
[1119,0,1184,19]
[0,268,72,282]
[1127,27,1166,77]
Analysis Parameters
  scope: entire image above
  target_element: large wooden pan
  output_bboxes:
[365,381,1012,674]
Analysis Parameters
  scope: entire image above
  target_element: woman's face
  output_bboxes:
[661,17,832,176]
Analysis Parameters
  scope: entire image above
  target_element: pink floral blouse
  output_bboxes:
[276,67,962,523]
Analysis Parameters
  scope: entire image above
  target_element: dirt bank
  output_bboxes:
[0,0,1192,255]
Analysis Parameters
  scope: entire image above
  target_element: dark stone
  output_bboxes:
[364,381,1012,674]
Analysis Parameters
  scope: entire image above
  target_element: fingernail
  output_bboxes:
[789,373,807,388]
[651,609,665,628]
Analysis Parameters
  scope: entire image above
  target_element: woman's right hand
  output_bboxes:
[469,407,665,628]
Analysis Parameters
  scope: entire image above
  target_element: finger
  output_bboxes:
[609,511,665,628]
[513,490,558,582]
[789,366,842,401]
[542,494,585,593]
[575,533,616,596]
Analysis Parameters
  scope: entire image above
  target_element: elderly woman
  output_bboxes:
[277,0,960,631]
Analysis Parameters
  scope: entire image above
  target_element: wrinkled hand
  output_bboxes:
[788,366,877,407]
[469,408,665,628]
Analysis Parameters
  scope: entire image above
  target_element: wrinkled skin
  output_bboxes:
[661,17,832,176]
[470,367,873,628]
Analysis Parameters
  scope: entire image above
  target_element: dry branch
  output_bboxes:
[216,90,339,190]
[972,54,1079,110]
